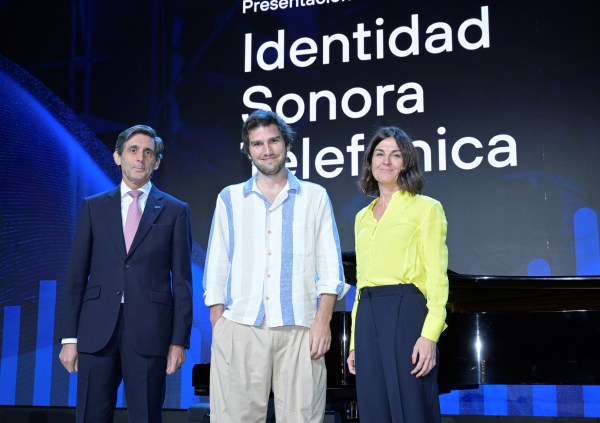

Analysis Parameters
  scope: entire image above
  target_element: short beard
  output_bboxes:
[253,157,286,176]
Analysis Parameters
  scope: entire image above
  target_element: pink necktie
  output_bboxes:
[124,190,143,253]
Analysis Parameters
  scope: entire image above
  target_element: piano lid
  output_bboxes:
[446,270,600,312]
[343,251,600,311]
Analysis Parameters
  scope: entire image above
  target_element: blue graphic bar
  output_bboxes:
[574,207,600,275]
[117,380,124,407]
[345,285,356,313]
[34,280,57,405]
[68,372,77,406]
[0,306,21,405]
[557,385,583,417]
[532,385,557,416]
[584,386,600,417]
[441,385,600,418]
[484,385,507,415]
[507,385,532,416]
[527,258,551,276]
[439,390,460,414]
[459,386,484,414]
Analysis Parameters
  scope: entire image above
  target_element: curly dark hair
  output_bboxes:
[240,110,295,156]
[358,126,424,197]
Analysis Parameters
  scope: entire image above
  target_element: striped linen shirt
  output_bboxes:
[203,170,348,328]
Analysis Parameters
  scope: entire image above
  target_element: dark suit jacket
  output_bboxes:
[61,184,193,356]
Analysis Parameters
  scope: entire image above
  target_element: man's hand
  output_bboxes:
[166,344,186,375]
[410,336,437,378]
[209,304,224,330]
[59,343,78,373]
[309,315,332,360]
[309,294,336,360]
[347,349,356,375]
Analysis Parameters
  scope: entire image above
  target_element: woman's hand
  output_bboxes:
[347,349,356,375]
[410,336,437,378]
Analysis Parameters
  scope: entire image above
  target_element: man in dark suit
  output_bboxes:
[59,125,193,423]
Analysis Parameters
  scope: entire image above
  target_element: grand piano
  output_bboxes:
[192,252,600,419]
[438,270,600,389]
[326,253,600,397]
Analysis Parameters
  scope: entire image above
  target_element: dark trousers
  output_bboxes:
[76,306,167,423]
[354,284,441,423]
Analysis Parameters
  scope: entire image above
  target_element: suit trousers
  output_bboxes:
[76,305,167,423]
[354,284,441,423]
[209,317,327,423]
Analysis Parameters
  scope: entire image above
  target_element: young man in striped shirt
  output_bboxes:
[203,109,348,423]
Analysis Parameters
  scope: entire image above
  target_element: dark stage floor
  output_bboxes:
[1,406,598,423]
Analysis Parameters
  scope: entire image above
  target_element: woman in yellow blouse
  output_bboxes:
[347,127,448,422]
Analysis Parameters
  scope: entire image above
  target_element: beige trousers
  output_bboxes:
[209,317,327,423]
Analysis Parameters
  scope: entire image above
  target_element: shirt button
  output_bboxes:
[116,290,122,296]
[265,296,269,301]
[267,230,272,234]
[124,264,130,269]
[268,252,272,256]
[267,273,271,278]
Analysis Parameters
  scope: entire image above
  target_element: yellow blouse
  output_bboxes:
[350,190,449,350]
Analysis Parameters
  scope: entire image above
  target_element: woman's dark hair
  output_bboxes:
[358,126,424,196]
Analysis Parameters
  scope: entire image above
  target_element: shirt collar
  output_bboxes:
[363,189,414,220]
[242,168,301,197]
[120,180,152,199]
